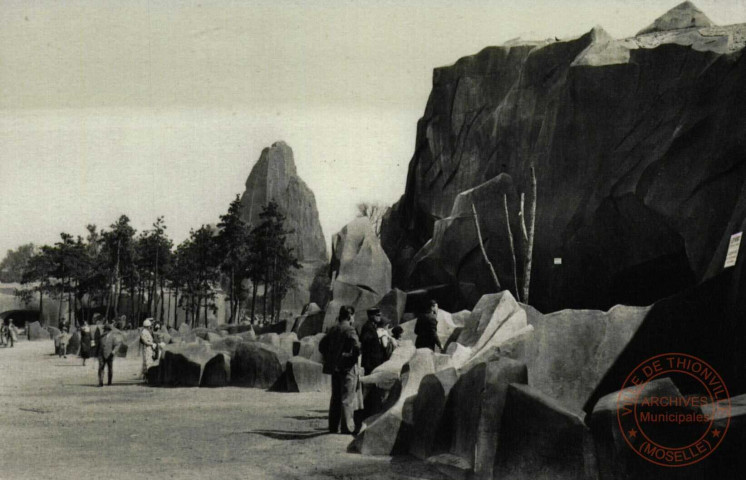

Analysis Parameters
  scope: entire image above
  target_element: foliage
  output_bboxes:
[0,243,36,283]
[6,197,303,326]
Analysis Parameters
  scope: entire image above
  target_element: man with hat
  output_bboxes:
[415,299,443,352]
[96,321,123,387]
[359,307,394,375]
[318,305,361,435]
[140,318,157,379]
[359,307,395,420]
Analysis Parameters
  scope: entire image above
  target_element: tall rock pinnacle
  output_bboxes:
[239,141,327,263]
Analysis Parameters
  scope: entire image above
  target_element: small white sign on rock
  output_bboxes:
[724,232,742,269]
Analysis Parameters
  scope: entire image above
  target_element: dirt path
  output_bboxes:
[0,339,447,480]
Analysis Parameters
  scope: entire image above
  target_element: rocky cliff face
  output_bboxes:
[382,2,746,313]
[240,141,327,310]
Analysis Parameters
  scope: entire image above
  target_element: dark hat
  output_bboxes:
[367,307,381,316]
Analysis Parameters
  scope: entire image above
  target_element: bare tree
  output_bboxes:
[356,202,388,238]
[518,164,537,304]
[503,194,521,302]
[471,202,501,292]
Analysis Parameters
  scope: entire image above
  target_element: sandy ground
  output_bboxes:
[0,339,447,480]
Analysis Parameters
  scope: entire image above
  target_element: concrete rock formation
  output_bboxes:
[374,288,407,327]
[155,343,229,387]
[637,1,713,36]
[501,303,648,414]
[230,341,288,389]
[352,348,446,456]
[239,141,328,311]
[435,358,527,480]
[494,384,591,480]
[27,321,50,340]
[323,218,392,331]
[382,2,746,313]
[283,357,330,393]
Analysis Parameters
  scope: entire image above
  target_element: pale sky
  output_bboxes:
[2,0,746,257]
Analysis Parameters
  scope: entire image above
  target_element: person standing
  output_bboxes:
[414,299,443,352]
[57,326,71,358]
[359,308,393,375]
[0,321,6,347]
[359,307,394,419]
[140,318,157,379]
[79,320,92,366]
[6,321,18,347]
[96,322,122,387]
[152,323,166,360]
[318,306,361,435]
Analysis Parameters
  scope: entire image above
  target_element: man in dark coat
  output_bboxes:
[359,307,394,419]
[319,305,361,435]
[359,308,393,375]
[414,299,443,352]
[96,323,123,387]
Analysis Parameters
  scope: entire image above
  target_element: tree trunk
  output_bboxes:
[471,202,501,291]
[159,277,165,324]
[166,287,171,328]
[229,267,235,323]
[194,294,201,327]
[38,287,44,324]
[262,278,267,323]
[503,194,521,302]
[171,287,178,328]
[204,295,208,328]
[250,280,257,324]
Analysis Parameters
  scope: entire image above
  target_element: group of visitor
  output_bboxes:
[318,299,441,435]
[0,320,18,347]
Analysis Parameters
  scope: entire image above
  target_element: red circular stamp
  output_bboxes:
[616,353,731,467]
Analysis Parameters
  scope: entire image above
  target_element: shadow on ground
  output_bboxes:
[248,428,330,440]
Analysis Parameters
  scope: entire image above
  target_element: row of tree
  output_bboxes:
[2,197,300,328]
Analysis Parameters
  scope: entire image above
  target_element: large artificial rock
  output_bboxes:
[278,332,298,358]
[254,320,290,336]
[292,304,325,339]
[352,348,443,456]
[382,3,746,313]
[283,357,330,393]
[239,141,327,310]
[178,323,191,336]
[46,326,61,338]
[27,321,50,340]
[585,268,746,415]
[409,367,460,460]
[210,335,245,356]
[449,291,531,371]
[637,1,712,35]
[218,323,254,336]
[230,342,288,389]
[297,333,324,364]
[450,310,470,328]
[257,332,280,349]
[494,383,592,480]
[374,288,407,327]
[499,304,647,414]
[159,343,225,387]
[201,352,231,387]
[434,357,527,480]
[323,218,392,331]
[360,341,416,392]
[588,378,706,479]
